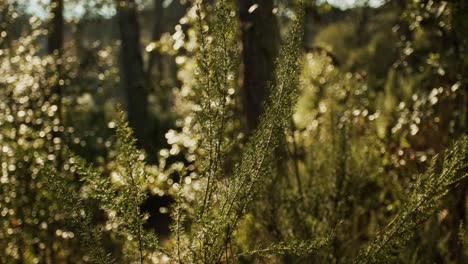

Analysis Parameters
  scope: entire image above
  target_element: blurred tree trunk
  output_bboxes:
[147,0,163,78]
[47,0,64,135]
[47,0,64,114]
[116,0,148,148]
[45,2,64,262]
[303,0,320,49]
[238,0,280,133]
[147,0,168,111]
[47,0,64,171]
[448,2,467,261]
[0,2,14,49]
[237,3,309,261]
[48,0,64,55]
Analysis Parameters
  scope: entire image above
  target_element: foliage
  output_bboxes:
[357,136,467,263]
[1,0,467,263]
[46,167,114,264]
[77,111,159,263]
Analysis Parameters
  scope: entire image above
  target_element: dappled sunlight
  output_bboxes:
[1,0,467,263]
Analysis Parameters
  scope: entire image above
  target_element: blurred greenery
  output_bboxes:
[0,0,467,263]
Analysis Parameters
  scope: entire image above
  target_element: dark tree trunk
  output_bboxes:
[45,3,64,261]
[48,0,64,55]
[238,0,280,133]
[47,0,64,167]
[116,0,148,148]
[238,4,300,259]
[446,3,467,262]
[147,0,164,77]
[303,2,320,50]
[147,0,168,111]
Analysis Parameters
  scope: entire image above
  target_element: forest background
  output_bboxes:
[0,0,467,263]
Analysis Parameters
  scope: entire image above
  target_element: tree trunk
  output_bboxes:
[147,0,169,111]
[303,1,320,50]
[46,3,64,261]
[116,0,148,148]
[48,0,64,55]
[238,0,280,133]
[47,0,64,166]
[147,0,164,77]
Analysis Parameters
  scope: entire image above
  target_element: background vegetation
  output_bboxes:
[0,0,467,263]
